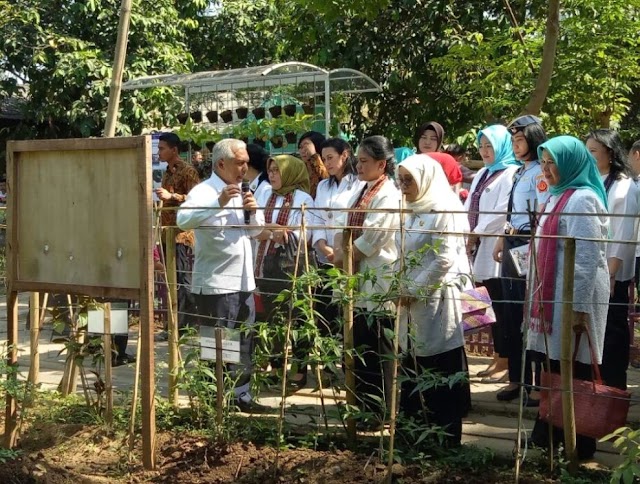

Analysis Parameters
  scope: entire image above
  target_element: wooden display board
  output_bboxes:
[4,136,156,469]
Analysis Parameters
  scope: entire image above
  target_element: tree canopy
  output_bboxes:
[2,0,640,154]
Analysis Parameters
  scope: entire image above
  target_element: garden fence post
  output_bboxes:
[215,327,224,426]
[4,291,19,448]
[165,227,179,407]
[104,303,114,426]
[343,229,356,442]
[27,292,40,385]
[560,238,577,472]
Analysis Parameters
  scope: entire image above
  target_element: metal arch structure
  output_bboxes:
[121,61,382,137]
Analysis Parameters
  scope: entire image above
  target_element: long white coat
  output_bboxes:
[463,165,519,282]
[527,189,609,365]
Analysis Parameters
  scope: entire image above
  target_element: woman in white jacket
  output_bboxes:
[464,125,519,381]
[586,129,639,391]
[396,154,472,447]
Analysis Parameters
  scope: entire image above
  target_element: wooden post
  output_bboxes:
[560,238,578,472]
[27,292,40,385]
[386,202,405,483]
[4,291,19,448]
[139,137,156,471]
[343,229,356,442]
[104,0,132,137]
[215,328,224,426]
[165,227,179,406]
[128,322,143,454]
[104,303,114,426]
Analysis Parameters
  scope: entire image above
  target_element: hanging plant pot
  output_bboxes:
[220,110,233,123]
[284,104,297,116]
[285,132,297,145]
[205,141,216,151]
[252,107,266,119]
[205,110,218,123]
[270,134,284,148]
[190,112,202,123]
[236,107,249,119]
[190,141,200,151]
[253,138,266,148]
[177,113,189,125]
[302,103,314,115]
[269,106,282,118]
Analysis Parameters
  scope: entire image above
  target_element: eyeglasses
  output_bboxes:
[396,176,414,186]
[267,169,280,176]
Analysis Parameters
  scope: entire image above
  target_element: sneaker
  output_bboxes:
[113,353,137,367]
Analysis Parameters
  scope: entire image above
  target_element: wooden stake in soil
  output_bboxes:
[343,229,356,443]
[215,327,224,426]
[27,292,40,386]
[165,227,180,407]
[386,200,405,484]
[4,290,19,448]
[104,303,114,426]
[560,238,578,472]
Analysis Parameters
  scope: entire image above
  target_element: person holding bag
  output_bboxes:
[527,136,609,460]
[254,155,314,390]
[395,154,472,447]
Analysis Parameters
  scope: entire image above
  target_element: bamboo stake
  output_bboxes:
[27,292,40,386]
[560,238,578,472]
[128,320,143,455]
[165,227,179,407]
[386,201,405,484]
[60,295,78,396]
[104,303,114,426]
[4,290,19,448]
[215,328,224,427]
[104,0,132,137]
[343,229,356,443]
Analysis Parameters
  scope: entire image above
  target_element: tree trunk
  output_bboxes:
[523,0,561,115]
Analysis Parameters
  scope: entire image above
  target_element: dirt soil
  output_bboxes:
[0,423,559,484]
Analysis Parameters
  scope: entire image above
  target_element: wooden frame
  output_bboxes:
[4,136,156,469]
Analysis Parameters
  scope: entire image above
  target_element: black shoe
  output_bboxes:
[113,353,136,367]
[286,372,308,392]
[496,386,521,402]
[356,419,385,432]
[524,397,540,408]
[154,331,168,342]
[235,397,271,414]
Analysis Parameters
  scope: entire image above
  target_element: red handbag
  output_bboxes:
[539,328,630,440]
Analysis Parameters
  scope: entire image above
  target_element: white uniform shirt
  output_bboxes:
[176,173,265,295]
[312,174,366,264]
[603,174,639,282]
[338,178,401,310]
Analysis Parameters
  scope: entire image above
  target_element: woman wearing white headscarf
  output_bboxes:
[396,154,472,447]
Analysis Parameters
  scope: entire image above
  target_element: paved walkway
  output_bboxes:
[1,294,635,470]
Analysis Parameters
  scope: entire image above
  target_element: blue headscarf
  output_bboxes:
[537,135,608,209]
[477,124,519,173]
[394,147,415,163]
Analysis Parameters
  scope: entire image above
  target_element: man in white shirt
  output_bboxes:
[177,138,266,412]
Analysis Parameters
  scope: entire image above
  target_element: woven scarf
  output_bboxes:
[467,169,504,232]
[347,175,387,239]
[530,189,576,334]
[254,191,294,278]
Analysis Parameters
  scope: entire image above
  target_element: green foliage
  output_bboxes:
[601,427,640,484]
[1,0,205,139]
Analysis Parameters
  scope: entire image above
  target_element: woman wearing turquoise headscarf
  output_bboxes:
[527,135,609,460]
[463,124,520,381]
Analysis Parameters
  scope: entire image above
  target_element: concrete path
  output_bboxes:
[0,294,634,470]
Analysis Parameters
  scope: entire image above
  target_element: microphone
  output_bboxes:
[241,181,251,224]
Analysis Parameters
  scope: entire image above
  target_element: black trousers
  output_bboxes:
[501,235,542,387]
[531,358,596,459]
[481,278,508,357]
[176,243,198,328]
[353,311,394,419]
[399,346,471,446]
[600,279,632,390]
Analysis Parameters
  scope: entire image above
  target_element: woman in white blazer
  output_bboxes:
[463,125,519,381]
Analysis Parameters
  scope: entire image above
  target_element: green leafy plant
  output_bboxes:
[601,427,640,484]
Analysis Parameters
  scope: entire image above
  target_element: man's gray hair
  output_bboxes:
[211,138,246,171]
